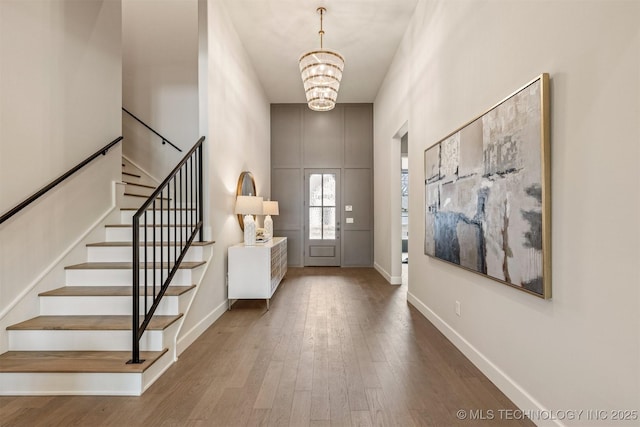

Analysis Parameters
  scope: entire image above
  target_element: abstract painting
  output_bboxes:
[424,74,551,298]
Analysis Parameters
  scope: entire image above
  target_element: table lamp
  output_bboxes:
[235,195,263,245]
[262,200,279,240]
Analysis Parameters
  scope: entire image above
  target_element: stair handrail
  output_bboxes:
[129,136,205,364]
[0,136,123,226]
[122,107,183,152]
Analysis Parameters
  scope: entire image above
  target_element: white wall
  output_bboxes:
[0,0,122,352]
[374,0,639,424]
[122,0,199,180]
[177,0,271,350]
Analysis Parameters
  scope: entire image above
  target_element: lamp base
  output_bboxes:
[264,215,273,239]
[244,214,256,246]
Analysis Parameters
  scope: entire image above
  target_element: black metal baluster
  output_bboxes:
[187,161,190,238]
[173,177,177,282]
[178,167,182,252]
[160,188,168,289]
[198,144,204,241]
[152,196,156,302]
[190,157,194,235]
[145,210,148,317]
[130,213,140,364]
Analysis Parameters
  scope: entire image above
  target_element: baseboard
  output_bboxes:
[374,262,401,285]
[122,154,161,184]
[176,299,228,356]
[406,292,561,427]
[0,205,116,321]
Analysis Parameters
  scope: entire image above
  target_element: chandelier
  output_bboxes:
[299,7,345,112]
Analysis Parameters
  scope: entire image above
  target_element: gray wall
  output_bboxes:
[271,104,373,267]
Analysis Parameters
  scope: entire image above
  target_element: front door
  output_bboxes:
[304,169,341,266]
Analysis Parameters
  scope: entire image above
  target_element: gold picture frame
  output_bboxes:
[236,171,257,231]
[424,74,551,299]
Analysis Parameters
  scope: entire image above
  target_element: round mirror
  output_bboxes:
[236,171,257,230]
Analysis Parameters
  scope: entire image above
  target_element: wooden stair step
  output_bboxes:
[7,314,183,331]
[105,224,194,228]
[122,171,141,178]
[86,241,214,247]
[124,181,156,189]
[0,350,167,373]
[124,192,170,200]
[64,261,205,270]
[39,285,196,297]
[121,207,196,211]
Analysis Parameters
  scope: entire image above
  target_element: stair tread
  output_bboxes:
[124,192,170,200]
[0,350,167,373]
[87,241,214,247]
[39,285,196,297]
[124,181,156,189]
[7,314,183,331]
[121,207,195,211]
[105,223,194,228]
[122,171,141,178]
[65,261,205,270]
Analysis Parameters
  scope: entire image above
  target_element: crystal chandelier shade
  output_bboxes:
[299,8,345,112]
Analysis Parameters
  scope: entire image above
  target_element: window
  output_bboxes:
[309,173,336,240]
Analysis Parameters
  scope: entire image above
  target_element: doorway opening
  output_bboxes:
[401,133,409,285]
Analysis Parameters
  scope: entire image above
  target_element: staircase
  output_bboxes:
[0,159,213,396]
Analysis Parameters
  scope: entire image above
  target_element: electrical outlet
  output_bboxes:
[455,301,461,316]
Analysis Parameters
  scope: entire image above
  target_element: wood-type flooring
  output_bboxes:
[0,267,533,426]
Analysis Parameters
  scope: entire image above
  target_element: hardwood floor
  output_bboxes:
[0,267,533,426]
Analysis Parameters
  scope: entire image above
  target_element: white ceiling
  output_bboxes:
[221,0,419,104]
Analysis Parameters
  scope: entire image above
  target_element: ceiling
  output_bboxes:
[221,0,419,104]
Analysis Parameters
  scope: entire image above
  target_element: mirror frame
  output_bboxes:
[236,171,257,231]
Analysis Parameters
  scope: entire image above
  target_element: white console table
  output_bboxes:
[228,237,287,310]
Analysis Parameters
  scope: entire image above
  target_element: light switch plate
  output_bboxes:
[346,218,354,224]
[345,205,353,211]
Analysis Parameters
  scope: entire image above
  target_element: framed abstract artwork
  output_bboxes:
[424,74,551,298]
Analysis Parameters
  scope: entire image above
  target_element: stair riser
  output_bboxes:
[87,245,203,262]
[40,295,186,316]
[106,227,194,242]
[8,330,165,351]
[124,185,154,197]
[65,268,195,286]
[0,372,143,396]
[120,210,197,225]
[0,349,174,396]
[117,192,196,209]
[117,194,187,209]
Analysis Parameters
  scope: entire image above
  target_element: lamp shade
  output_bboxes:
[263,201,279,216]
[235,195,263,215]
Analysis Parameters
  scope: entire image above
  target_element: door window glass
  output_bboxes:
[309,173,336,240]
